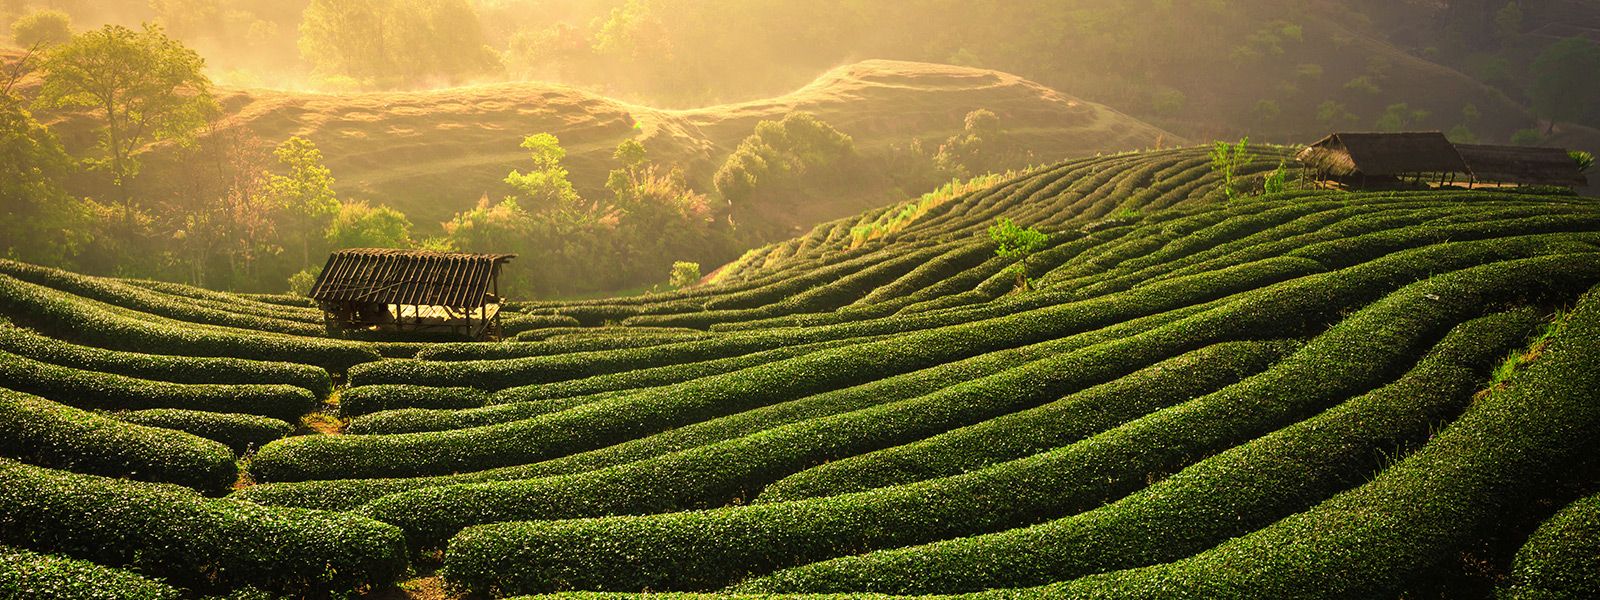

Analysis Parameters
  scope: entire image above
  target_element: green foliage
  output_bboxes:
[1447,123,1479,144]
[36,24,217,214]
[0,458,410,595]
[1209,137,1252,201]
[713,112,854,205]
[1529,37,1600,133]
[285,267,317,296]
[1375,102,1430,132]
[113,408,293,455]
[987,217,1048,291]
[265,137,339,267]
[0,387,237,493]
[934,109,1018,179]
[0,347,318,421]
[325,200,412,249]
[1316,100,1358,128]
[0,94,93,266]
[1512,128,1546,145]
[1502,490,1600,598]
[1263,160,1290,195]
[0,545,182,600]
[504,133,580,211]
[1571,150,1595,174]
[670,261,701,289]
[9,9,69,47]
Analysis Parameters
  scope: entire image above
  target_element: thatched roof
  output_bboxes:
[309,249,515,308]
[1297,132,1468,177]
[1456,144,1589,187]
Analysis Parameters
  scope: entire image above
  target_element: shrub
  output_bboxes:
[743,309,1540,593]
[338,385,490,418]
[1501,490,1600,599]
[1045,285,1600,597]
[0,545,182,600]
[0,325,332,398]
[0,349,318,421]
[0,459,410,595]
[436,253,1600,595]
[114,409,294,456]
[0,273,380,372]
[0,388,237,494]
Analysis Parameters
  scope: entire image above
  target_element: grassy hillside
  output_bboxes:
[18,58,1175,238]
[1,146,1599,598]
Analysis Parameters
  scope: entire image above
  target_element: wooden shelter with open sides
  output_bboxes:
[309,249,515,340]
[1454,144,1589,189]
[1297,131,1470,189]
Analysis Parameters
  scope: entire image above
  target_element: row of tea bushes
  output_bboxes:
[1040,286,1600,598]
[436,256,1551,594]
[1502,490,1600,599]
[0,274,381,371]
[741,310,1539,593]
[0,545,183,600]
[0,459,410,596]
[114,409,294,455]
[0,325,332,398]
[0,388,237,493]
[0,349,317,421]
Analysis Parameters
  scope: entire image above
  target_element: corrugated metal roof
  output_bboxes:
[308,249,514,308]
[1456,144,1589,187]
[1297,132,1468,177]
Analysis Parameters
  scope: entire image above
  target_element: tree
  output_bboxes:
[670,261,700,289]
[1529,37,1600,134]
[35,24,217,222]
[265,137,339,268]
[0,94,93,265]
[504,133,581,211]
[11,9,70,47]
[713,112,854,205]
[1375,103,1430,132]
[325,200,412,249]
[935,108,1016,179]
[988,217,1048,292]
[1316,100,1358,128]
[1209,137,1252,201]
[300,0,500,88]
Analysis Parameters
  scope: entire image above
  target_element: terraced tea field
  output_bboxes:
[2,146,1599,599]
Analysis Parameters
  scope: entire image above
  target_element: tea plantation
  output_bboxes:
[2,146,1598,598]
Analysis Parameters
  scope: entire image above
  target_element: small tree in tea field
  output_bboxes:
[988,217,1047,292]
[670,261,701,289]
[1209,136,1252,201]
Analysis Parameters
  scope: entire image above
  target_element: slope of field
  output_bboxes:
[1,147,1599,598]
[20,59,1175,236]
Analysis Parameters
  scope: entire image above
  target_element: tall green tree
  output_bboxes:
[504,133,581,211]
[0,95,93,265]
[10,9,71,47]
[1209,137,1252,201]
[326,200,413,250]
[35,24,216,222]
[265,137,339,268]
[987,217,1048,292]
[1529,37,1600,134]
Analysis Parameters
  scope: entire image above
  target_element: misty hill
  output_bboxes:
[114,60,1174,238]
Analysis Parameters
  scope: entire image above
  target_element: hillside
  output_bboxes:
[25,59,1175,237]
[0,146,1597,597]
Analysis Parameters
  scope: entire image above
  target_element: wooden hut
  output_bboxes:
[1297,132,1469,188]
[1454,144,1589,188]
[309,249,515,340]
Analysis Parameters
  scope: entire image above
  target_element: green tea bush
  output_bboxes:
[1501,491,1600,599]
[0,388,237,493]
[501,313,582,335]
[0,325,332,397]
[0,545,183,600]
[114,409,293,455]
[1040,286,1600,598]
[744,309,1540,592]
[437,254,1599,594]
[338,385,490,417]
[0,459,409,596]
[0,274,380,372]
[0,349,317,421]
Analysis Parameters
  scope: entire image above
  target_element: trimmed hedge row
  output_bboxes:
[0,260,325,336]
[436,254,1600,595]
[240,305,1214,511]
[0,387,238,494]
[0,274,381,372]
[758,339,1294,501]
[0,349,318,421]
[744,309,1541,593]
[1034,284,1600,599]
[0,459,409,596]
[0,325,332,398]
[257,256,1321,482]
[338,385,491,417]
[114,409,294,455]
[347,388,642,435]
[119,278,325,322]
[0,545,182,600]
[501,313,583,335]
[1501,490,1600,599]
